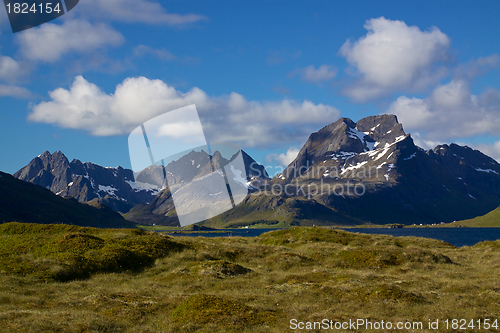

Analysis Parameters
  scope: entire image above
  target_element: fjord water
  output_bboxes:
[346,228,500,247]
[167,227,500,247]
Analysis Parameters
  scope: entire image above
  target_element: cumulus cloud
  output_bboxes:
[340,17,450,101]
[0,55,23,81]
[29,76,341,147]
[388,79,500,142]
[289,65,337,83]
[17,19,124,62]
[264,147,300,166]
[76,0,207,26]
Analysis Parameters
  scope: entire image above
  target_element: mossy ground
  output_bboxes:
[0,223,499,332]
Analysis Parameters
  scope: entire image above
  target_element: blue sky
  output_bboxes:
[1,0,500,175]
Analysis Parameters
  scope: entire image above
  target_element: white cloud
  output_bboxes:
[409,132,444,151]
[340,17,450,101]
[472,141,500,162]
[133,45,176,61]
[264,147,300,166]
[0,55,23,81]
[17,19,124,62]
[76,0,207,26]
[0,84,32,98]
[388,79,500,142]
[454,54,500,80]
[290,65,337,83]
[29,76,341,147]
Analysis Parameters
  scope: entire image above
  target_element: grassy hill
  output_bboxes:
[1,223,500,332]
[448,205,500,227]
[0,222,185,281]
[0,171,134,228]
[202,196,364,228]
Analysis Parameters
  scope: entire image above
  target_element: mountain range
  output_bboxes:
[14,150,160,213]
[8,114,500,227]
[12,147,270,226]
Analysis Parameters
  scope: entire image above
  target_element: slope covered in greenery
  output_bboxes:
[449,205,500,227]
[0,223,185,281]
[1,224,499,332]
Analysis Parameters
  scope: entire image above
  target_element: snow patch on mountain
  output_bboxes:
[475,168,499,175]
[348,127,366,141]
[125,180,161,195]
[230,165,251,189]
[349,127,377,151]
[366,141,376,151]
[341,161,368,175]
[374,148,390,161]
[98,185,118,197]
[383,164,396,181]
[404,153,416,160]
[327,151,357,160]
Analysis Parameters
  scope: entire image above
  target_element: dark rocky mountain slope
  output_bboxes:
[0,171,132,227]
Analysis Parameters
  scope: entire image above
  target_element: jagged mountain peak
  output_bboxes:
[15,151,159,213]
[431,144,497,163]
[355,114,400,132]
[241,150,269,179]
[429,143,500,170]
[427,143,500,184]
[281,114,408,181]
[35,150,69,169]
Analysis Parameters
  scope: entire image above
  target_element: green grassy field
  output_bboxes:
[446,205,500,227]
[0,223,499,332]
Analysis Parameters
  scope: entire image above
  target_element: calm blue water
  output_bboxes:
[164,227,500,247]
[345,228,500,247]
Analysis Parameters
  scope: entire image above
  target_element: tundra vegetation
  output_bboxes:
[0,223,499,332]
